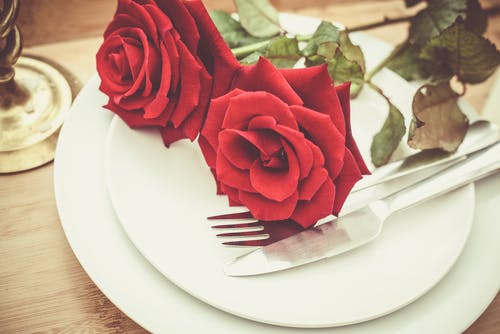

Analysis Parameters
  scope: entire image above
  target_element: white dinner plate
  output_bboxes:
[54,73,500,334]
[104,16,475,328]
[54,14,499,334]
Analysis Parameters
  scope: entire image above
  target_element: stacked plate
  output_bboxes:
[54,14,500,333]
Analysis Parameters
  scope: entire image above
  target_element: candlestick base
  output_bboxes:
[0,55,80,173]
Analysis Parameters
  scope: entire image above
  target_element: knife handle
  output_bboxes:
[386,142,500,214]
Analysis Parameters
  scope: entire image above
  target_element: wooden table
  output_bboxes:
[1,1,499,333]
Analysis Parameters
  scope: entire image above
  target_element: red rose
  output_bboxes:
[199,58,369,228]
[96,0,239,145]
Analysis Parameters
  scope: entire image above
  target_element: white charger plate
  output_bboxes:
[54,74,500,334]
[104,17,475,327]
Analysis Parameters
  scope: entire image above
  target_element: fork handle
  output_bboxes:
[386,141,500,214]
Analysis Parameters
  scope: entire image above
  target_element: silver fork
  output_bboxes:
[209,141,500,247]
[209,216,305,247]
[207,160,461,247]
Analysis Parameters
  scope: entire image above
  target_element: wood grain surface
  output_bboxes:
[2,0,499,333]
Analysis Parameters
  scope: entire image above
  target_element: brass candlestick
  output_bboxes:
[0,0,80,173]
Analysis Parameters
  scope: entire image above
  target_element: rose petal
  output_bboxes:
[112,29,149,100]
[217,154,255,193]
[218,130,259,170]
[97,34,134,94]
[199,89,245,167]
[156,0,200,53]
[223,91,298,130]
[107,99,173,129]
[308,141,325,167]
[332,148,362,215]
[144,47,161,97]
[290,105,345,179]
[109,49,131,82]
[291,178,335,228]
[159,124,186,147]
[163,31,180,91]
[108,1,166,42]
[232,58,303,106]
[121,36,144,83]
[222,129,283,158]
[336,82,370,175]
[104,102,145,128]
[280,65,346,136]
[169,42,203,127]
[184,0,241,97]
[249,141,299,201]
[248,115,277,130]
[105,12,148,39]
[273,125,313,179]
[239,190,299,221]
[298,167,329,201]
[113,93,154,112]
[171,65,212,142]
[221,184,243,206]
[143,3,175,44]
[198,136,217,168]
[143,42,170,119]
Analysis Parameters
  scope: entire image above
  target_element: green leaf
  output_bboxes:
[465,0,487,35]
[325,47,365,86]
[408,82,469,152]
[409,0,468,46]
[386,42,433,81]
[237,36,302,67]
[238,37,302,67]
[209,10,267,48]
[371,103,406,167]
[304,54,324,67]
[210,11,241,35]
[304,26,366,95]
[420,19,500,84]
[240,51,264,65]
[234,0,282,38]
[303,21,340,57]
[338,31,366,73]
[264,36,302,68]
[316,41,338,59]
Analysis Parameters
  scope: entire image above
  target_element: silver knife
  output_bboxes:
[225,141,500,277]
[352,119,499,192]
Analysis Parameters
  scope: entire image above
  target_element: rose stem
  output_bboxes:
[361,4,500,81]
[364,41,409,83]
[232,40,271,58]
[231,34,313,59]
[367,80,395,108]
[348,5,500,32]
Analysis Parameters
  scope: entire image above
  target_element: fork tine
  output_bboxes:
[211,221,262,229]
[223,239,274,247]
[211,218,305,247]
[216,229,267,238]
[207,211,252,220]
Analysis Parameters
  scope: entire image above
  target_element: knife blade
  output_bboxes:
[225,141,500,277]
[352,119,499,192]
